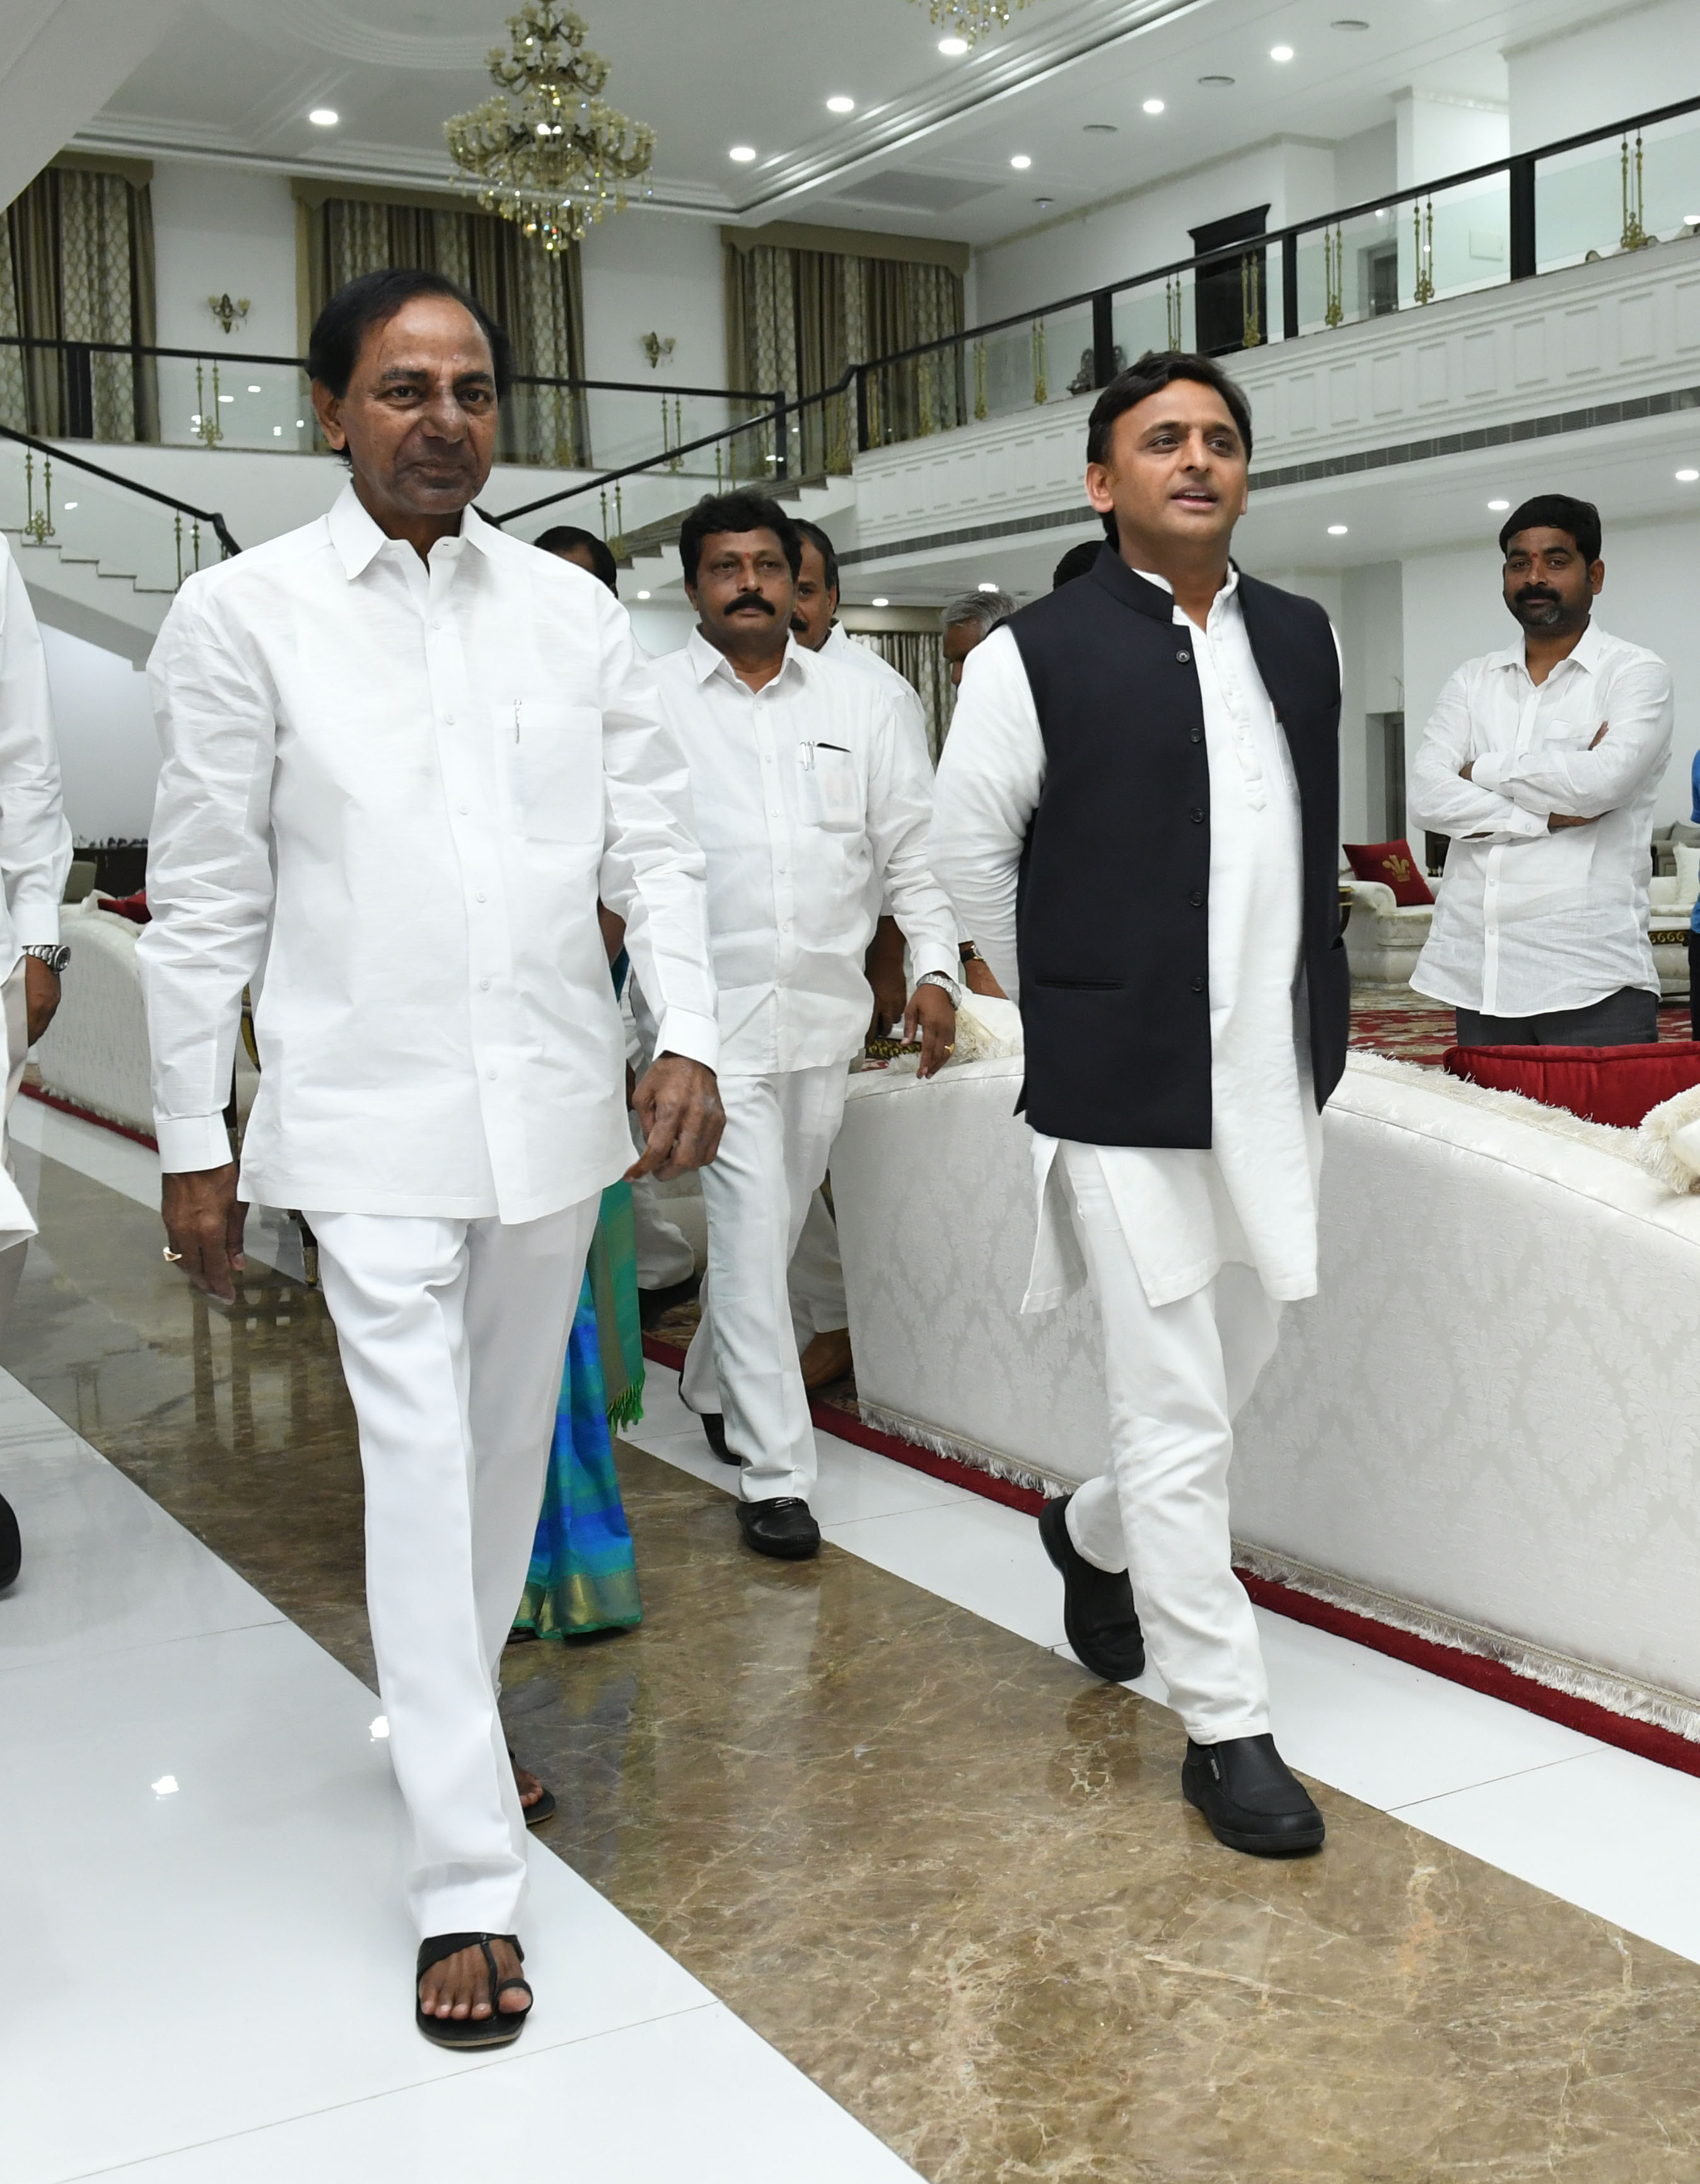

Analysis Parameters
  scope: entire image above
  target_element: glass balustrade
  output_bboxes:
[0,436,225,595]
[1114,269,1196,364]
[1536,107,1700,272]
[1290,171,1510,337]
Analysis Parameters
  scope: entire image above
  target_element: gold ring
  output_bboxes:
[162,1246,182,1263]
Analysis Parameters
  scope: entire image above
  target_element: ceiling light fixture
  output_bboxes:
[1488,498,1510,511]
[938,36,969,55]
[1010,153,1032,169]
[1197,73,1235,88]
[308,107,339,127]
[915,0,1039,50]
[1143,98,1165,115]
[445,2,655,253]
[1677,468,1700,482]
[1033,196,1054,207]
[729,144,757,161]
[247,383,261,393]
[1082,122,1119,134]
[1327,523,1348,535]
[872,596,890,607]
[977,580,1000,592]
[1330,16,1371,27]
[1271,44,1295,61]
[827,95,856,113]
[636,589,651,599]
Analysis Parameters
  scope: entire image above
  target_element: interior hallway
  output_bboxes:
[8,1096,1700,2181]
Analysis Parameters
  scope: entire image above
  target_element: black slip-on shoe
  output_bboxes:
[698,1411,740,1465]
[1182,1733,1325,1857]
[638,1270,702,1330]
[736,1496,821,1560]
[1038,1492,1144,1682]
[0,1488,18,1593]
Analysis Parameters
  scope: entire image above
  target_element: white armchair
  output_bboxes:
[1342,876,1436,988]
[1647,844,1698,999]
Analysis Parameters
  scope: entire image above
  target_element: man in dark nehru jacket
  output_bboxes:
[931,351,1346,1856]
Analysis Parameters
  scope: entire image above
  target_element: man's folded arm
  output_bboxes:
[1410,672,1549,844]
[1469,659,1674,819]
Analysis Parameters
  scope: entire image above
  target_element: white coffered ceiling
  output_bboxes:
[75,0,1621,248]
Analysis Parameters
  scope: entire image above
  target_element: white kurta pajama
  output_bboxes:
[141,486,718,1937]
[933,571,1321,1741]
[651,631,957,1504]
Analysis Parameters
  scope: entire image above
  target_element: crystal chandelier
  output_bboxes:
[445,3,655,254]
[911,0,1035,45]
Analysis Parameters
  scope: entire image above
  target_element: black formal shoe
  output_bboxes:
[736,1497,821,1560]
[1038,1492,1144,1682]
[1182,1734,1325,1857]
[638,1270,702,1331]
[698,1411,740,1465]
[0,1488,17,1592]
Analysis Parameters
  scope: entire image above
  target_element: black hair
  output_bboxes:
[792,517,840,598]
[306,268,515,400]
[1498,494,1602,565]
[1052,540,1102,589]
[677,491,802,588]
[535,525,619,593]
[1086,350,1254,468]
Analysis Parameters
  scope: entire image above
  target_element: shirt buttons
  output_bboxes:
[479,979,491,992]
[1189,807,1206,825]
[1189,727,1204,745]
[1190,975,1205,993]
[1189,889,1205,908]
[475,890,487,903]
[458,802,469,815]
[1177,649,1192,664]
[486,1069,498,1081]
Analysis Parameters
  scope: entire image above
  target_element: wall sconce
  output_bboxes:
[207,293,251,336]
[640,332,676,369]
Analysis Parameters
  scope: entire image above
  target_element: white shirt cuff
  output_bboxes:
[909,940,960,984]
[655,1008,720,1074]
[11,903,61,949]
[1504,805,1548,837]
[1469,755,1505,794]
[155,1112,234,1172]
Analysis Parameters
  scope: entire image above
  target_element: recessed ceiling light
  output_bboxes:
[871,596,890,607]
[369,1716,389,1740]
[62,500,76,510]
[308,107,339,127]
[938,35,968,54]
[977,581,1000,592]
[1488,498,1510,511]
[1197,74,1235,87]
[1327,523,1348,535]
[1677,468,1700,482]
[729,144,757,163]
[827,95,856,113]
[1083,122,1119,134]
[636,589,651,599]
[1143,98,1165,115]
[1330,16,1371,26]
[1270,45,1295,62]
[1033,196,1054,208]
[1010,153,1032,170]
[247,383,261,393]
[152,1774,179,1796]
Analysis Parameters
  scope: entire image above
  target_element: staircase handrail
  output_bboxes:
[0,421,241,558]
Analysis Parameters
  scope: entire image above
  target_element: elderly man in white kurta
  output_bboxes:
[932,356,1349,1857]
[141,272,722,2045]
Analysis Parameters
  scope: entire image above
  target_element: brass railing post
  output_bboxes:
[1621,130,1650,250]
[1412,197,1436,305]
[175,509,183,586]
[1240,255,1262,347]
[1032,317,1048,405]
[973,340,987,421]
[1166,277,1183,350]
[1324,225,1344,328]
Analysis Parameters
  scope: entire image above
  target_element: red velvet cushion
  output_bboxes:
[93,890,149,925]
[1342,840,1434,907]
[1444,1042,1700,1127]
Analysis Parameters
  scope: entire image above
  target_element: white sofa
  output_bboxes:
[32,897,154,1136]
[1341,876,1435,987]
[830,1048,1700,1732]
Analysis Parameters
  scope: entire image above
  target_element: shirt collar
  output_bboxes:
[1131,562,1242,621]
[326,481,498,581]
[686,624,807,689]
[1488,617,1608,679]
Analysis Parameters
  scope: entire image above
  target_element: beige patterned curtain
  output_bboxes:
[0,161,158,439]
[726,239,965,478]
[303,194,589,467]
[849,630,954,766]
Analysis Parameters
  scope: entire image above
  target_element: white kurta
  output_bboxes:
[930,569,1322,1311]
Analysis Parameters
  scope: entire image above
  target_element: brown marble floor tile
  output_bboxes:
[10,1146,1700,2179]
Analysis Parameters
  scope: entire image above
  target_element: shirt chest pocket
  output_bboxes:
[502,700,603,846]
[796,739,863,832]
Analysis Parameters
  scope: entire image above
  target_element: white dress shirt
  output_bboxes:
[819,622,929,758]
[1411,620,1673,1016]
[648,629,957,1076]
[932,569,1321,1310]
[0,536,72,970]
[141,485,718,1221]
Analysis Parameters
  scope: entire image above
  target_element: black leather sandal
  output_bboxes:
[415,1932,532,2048]
[508,1744,556,1827]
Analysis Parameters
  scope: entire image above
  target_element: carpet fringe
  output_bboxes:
[856,1403,1066,1501]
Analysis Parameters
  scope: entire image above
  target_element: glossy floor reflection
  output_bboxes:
[8,1129,1700,2178]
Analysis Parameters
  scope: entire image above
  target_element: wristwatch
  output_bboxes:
[916,968,962,1009]
[21,943,69,977]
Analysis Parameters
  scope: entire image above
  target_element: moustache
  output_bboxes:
[727,592,776,615]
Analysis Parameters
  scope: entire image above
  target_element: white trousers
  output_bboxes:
[0,960,30,1330]
[680,1064,849,1502]
[310,1197,598,1939]
[626,1112,697,1289]
[1058,1142,1280,1745]
[789,1188,848,1336]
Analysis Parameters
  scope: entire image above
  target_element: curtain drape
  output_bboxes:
[849,630,954,766]
[0,163,158,440]
[303,196,590,467]
[726,243,964,477]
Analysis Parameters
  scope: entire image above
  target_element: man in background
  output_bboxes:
[535,524,619,592]
[941,588,1016,688]
[1411,494,1672,1045]
[0,531,74,1596]
[1052,541,1100,590]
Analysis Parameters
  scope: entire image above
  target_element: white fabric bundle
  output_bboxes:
[946,992,1024,1066]
[1638,1083,1700,1195]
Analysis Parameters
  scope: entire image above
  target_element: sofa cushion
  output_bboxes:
[1342,839,1434,907]
[1445,1041,1700,1128]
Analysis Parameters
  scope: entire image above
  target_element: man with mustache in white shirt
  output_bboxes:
[143,269,723,2046]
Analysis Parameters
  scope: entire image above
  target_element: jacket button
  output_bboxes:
[1189,889,1204,907]
[1176,649,1192,663]
[1189,806,1205,824]
[1190,975,1205,993]
[1189,726,1204,744]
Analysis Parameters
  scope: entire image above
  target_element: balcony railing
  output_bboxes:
[0,421,240,595]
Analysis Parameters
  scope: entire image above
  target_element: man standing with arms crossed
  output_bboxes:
[1411,494,1672,1045]
[653,491,958,1560]
[143,269,722,2042]
[933,352,1346,1856]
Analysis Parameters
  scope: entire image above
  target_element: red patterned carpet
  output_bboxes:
[1348,990,1692,1068]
